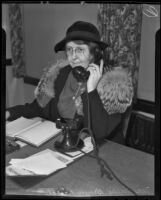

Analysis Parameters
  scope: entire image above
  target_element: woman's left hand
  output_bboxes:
[86,59,103,93]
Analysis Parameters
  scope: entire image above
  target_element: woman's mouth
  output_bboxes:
[72,63,82,67]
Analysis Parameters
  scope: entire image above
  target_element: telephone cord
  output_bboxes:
[78,89,138,196]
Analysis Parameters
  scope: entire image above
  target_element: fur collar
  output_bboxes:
[34,60,133,115]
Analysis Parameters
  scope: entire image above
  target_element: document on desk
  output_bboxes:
[6,117,61,147]
[64,137,94,159]
[6,137,93,177]
[6,149,73,176]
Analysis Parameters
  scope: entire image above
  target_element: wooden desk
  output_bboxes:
[5,138,154,197]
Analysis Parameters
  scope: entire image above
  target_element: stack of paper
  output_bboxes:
[6,137,94,176]
[6,149,73,176]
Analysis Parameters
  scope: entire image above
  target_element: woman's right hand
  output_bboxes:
[86,59,103,93]
[6,111,10,121]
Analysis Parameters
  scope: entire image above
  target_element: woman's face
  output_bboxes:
[65,41,93,68]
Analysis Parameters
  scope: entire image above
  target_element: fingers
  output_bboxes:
[86,62,103,92]
[87,67,96,76]
[87,61,103,76]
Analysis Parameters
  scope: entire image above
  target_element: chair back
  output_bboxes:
[125,111,155,154]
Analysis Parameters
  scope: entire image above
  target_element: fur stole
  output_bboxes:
[34,60,134,115]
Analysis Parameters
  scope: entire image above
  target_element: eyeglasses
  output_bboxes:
[65,46,86,57]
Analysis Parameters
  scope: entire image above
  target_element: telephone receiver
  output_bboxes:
[72,50,103,82]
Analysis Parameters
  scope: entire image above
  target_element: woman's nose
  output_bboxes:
[71,50,77,59]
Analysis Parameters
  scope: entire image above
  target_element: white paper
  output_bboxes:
[6,117,42,137]
[6,137,93,177]
[11,150,67,175]
[6,165,36,176]
[15,121,61,147]
[30,149,74,164]
[10,149,74,166]
[65,137,94,158]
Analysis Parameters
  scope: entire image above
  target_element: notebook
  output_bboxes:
[6,117,61,147]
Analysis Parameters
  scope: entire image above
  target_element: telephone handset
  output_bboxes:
[72,50,103,82]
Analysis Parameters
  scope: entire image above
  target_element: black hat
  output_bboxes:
[54,21,108,53]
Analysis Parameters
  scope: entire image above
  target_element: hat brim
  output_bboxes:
[54,35,108,53]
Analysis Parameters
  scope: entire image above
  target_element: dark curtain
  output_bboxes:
[8,4,26,78]
[97,4,143,100]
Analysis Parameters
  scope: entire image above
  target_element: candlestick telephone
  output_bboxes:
[54,116,84,152]
[72,49,104,82]
[54,49,104,152]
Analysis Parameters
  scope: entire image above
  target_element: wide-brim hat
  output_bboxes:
[54,21,108,53]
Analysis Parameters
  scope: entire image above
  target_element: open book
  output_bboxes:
[6,117,61,147]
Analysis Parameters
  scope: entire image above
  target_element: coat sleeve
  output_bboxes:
[7,65,71,122]
[81,89,121,142]
[81,68,133,142]
[7,99,45,121]
[7,90,61,122]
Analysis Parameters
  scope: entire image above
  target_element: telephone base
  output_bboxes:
[54,139,84,153]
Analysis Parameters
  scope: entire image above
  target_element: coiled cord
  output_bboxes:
[78,89,137,196]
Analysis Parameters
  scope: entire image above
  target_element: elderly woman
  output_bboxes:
[6,21,133,145]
